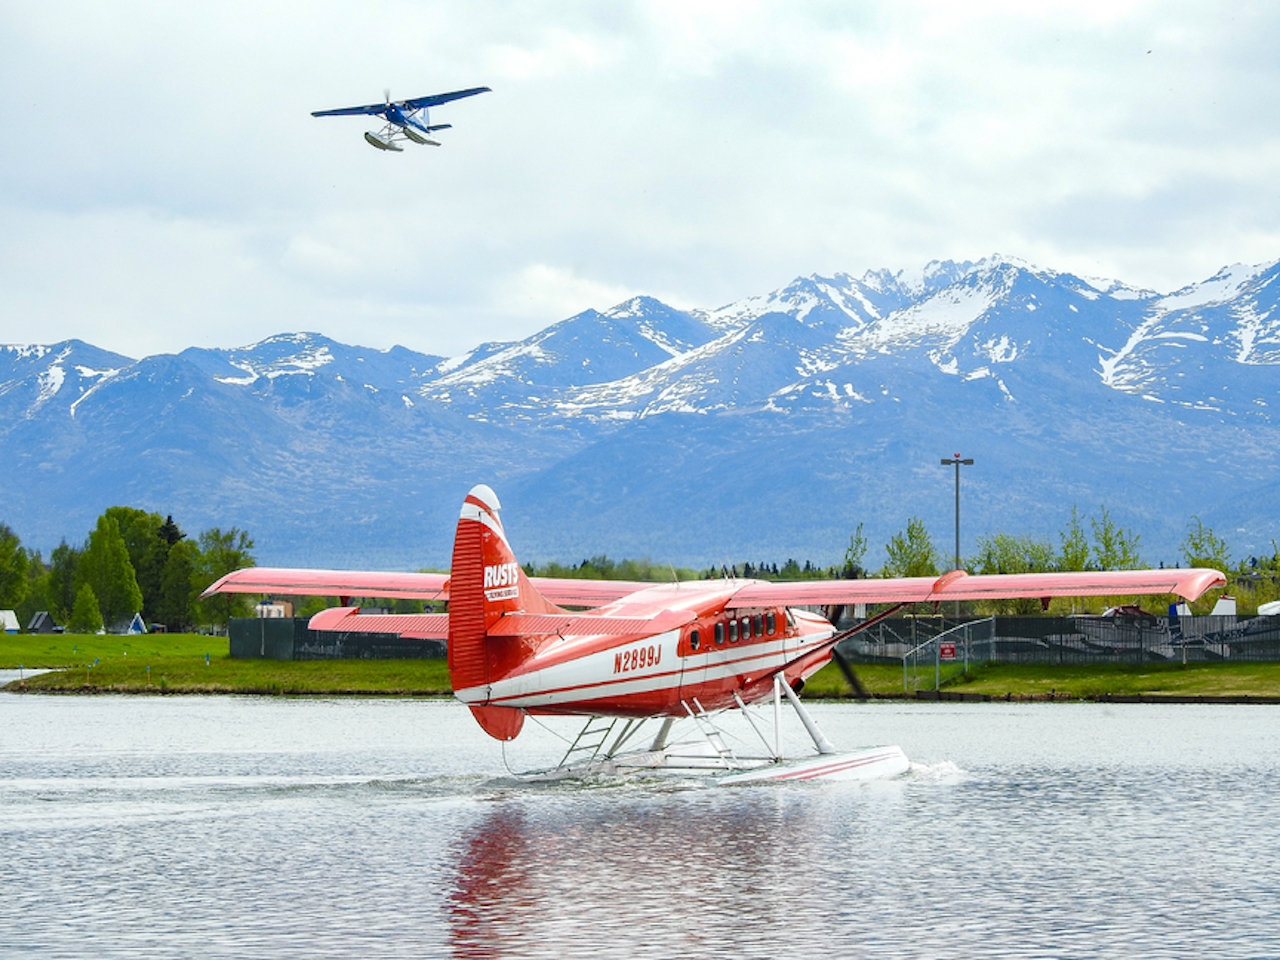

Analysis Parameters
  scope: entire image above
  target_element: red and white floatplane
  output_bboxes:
[204,485,1225,784]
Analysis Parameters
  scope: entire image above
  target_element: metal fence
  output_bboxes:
[835,614,1280,690]
[228,618,446,660]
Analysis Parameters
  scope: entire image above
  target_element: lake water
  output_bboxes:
[2,689,1279,958]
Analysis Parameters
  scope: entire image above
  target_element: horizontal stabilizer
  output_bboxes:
[308,607,449,639]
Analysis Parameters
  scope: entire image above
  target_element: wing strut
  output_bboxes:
[780,676,837,755]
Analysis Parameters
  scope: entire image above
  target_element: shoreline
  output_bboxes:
[7,679,1280,705]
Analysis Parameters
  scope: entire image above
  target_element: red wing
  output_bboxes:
[732,568,1226,606]
[308,607,693,638]
[525,578,656,606]
[200,567,450,601]
[202,567,653,607]
[487,610,695,636]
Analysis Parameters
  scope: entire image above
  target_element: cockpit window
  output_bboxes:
[690,629,700,651]
[715,622,725,645]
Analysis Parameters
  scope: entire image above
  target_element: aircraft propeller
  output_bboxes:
[830,645,870,701]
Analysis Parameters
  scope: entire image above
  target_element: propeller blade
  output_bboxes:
[831,645,870,701]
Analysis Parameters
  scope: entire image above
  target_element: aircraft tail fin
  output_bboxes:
[449,484,562,740]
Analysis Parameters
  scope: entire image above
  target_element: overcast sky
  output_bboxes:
[2,1,1278,359]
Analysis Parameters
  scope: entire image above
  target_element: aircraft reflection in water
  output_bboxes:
[311,85,490,151]
[205,485,1225,783]
[445,796,841,956]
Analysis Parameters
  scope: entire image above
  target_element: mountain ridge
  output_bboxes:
[3,253,1278,568]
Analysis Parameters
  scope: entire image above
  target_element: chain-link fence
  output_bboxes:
[836,614,1280,690]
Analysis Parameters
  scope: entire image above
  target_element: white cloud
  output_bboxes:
[2,1,1280,358]
[494,264,637,324]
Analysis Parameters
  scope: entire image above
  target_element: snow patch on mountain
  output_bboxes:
[1157,263,1265,311]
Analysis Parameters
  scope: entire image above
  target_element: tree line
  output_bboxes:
[526,507,1280,615]
[0,508,256,632]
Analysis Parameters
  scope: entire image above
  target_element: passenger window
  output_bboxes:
[741,617,750,639]
[753,615,763,637]
[766,612,776,635]
[729,619,739,642]
[690,629,700,651]
[715,622,725,645]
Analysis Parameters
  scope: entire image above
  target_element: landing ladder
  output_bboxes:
[558,715,619,769]
[683,699,740,770]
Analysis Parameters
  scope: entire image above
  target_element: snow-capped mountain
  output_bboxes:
[420,297,716,421]
[3,255,1278,568]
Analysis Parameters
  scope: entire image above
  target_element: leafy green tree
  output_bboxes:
[69,583,104,634]
[154,538,200,631]
[196,527,257,624]
[971,533,1056,574]
[0,523,30,611]
[47,541,81,625]
[1058,505,1092,572]
[1090,507,1142,570]
[104,507,163,570]
[78,514,144,626]
[970,532,1056,613]
[104,507,188,623]
[883,518,939,578]
[843,523,868,578]
[1181,516,1232,571]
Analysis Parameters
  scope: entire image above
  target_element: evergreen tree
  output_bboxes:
[0,523,30,611]
[883,517,939,578]
[16,550,51,629]
[104,507,171,622]
[47,541,81,625]
[69,583,104,634]
[78,514,143,627]
[155,539,199,631]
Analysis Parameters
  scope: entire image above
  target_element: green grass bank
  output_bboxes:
[1,633,451,695]
[6,633,1280,700]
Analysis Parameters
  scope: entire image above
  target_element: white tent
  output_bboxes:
[1,610,18,633]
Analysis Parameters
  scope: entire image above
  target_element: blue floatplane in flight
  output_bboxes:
[312,86,491,152]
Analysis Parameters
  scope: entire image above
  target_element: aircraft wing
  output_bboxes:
[202,567,657,607]
[309,606,694,637]
[402,86,491,109]
[731,568,1227,607]
[527,578,657,606]
[311,103,389,117]
[201,567,449,601]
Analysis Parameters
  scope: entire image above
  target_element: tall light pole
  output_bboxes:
[940,454,974,570]
[941,454,974,617]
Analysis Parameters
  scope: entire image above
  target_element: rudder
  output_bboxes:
[447,484,561,739]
